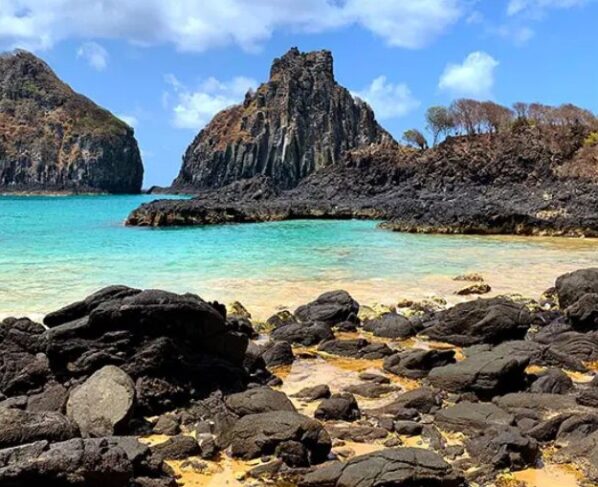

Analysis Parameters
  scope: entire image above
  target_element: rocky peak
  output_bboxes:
[173,47,393,190]
[0,49,143,194]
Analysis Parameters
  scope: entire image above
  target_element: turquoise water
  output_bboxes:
[1,194,597,319]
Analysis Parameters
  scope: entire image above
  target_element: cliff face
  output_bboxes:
[0,50,143,193]
[173,47,392,190]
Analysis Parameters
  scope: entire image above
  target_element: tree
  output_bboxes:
[425,106,454,145]
[402,129,428,150]
[449,99,484,135]
[480,101,514,133]
[512,102,529,120]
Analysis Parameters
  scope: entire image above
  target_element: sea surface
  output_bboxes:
[0,194,596,320]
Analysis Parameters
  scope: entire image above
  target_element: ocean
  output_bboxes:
[1,194,596,320]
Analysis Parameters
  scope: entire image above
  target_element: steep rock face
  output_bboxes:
[173,47,392,190]
[0,50,143,193]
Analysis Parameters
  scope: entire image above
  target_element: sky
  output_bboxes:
[1,1,597,188]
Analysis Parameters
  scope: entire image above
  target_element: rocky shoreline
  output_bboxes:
[127,126,598,237]
[1,268,598,486]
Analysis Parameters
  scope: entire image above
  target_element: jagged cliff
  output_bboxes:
[128,124,598,236]
[0,50,143,193]
[172,47,392,190]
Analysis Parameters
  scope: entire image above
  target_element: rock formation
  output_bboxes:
[0,50,143,193]
[172,47,392,191]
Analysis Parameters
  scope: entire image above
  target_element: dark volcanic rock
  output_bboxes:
[0,407,79,448]
[224,387,296,417]
[428,348,530,398]
[260,340,294,367]
[172,48,391,191]
[219,411,331,464]
[383,349,456,379]
[43,287,248,416]
[529,367,573,394]
[465,425,539,472]
[66,365,135,437]
[555,268,598,308]
[435,401,514,434]
[422,297,531,346]
[554,430,598,481]
[292,385,331,402]
[317,338,393,359]
[270,322,334,346]
[150,435,200,460]
[566,292,598,331]
[362,313,421,339]
[300,447,464,487]
[295,290,359,326]
[0,50,143,194]
[0,436,174,487]
[314,393,360,422]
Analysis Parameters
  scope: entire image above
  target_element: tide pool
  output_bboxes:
[0,194,596,319]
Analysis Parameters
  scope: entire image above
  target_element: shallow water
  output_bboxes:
[0,194,596,320]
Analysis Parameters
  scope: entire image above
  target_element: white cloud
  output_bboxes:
[438,51,499,99]
[495,24,535,44]
[76,41,108,70]
[164,74,258,130]
[117,114,138,127]
[507,0,590,16]
[353,76,419,120]
[0,0,465,52]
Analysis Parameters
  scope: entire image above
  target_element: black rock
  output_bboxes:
[555,268,598,308]
[435,401,514,434]
[529,368,573,394]
[219,411,331,464]
[317,338,393,359]
[271,322,334,346]
[300,447,464,487]
[224,387,296,417]
[292,385,331,402]
[383,349,456,379]
[362,313,421,339]
[0,407,79,448]
[566,293,598,331]
[295,291,359,326]
[314,393,360,422]
[428,348,530,399]
[150,435,200,460]
[422,297,531,346]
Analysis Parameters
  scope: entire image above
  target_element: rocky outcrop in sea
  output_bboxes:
[1,268,597,485]
[171,47,392,191]
[0,50,143,194]
[128,124,598,236]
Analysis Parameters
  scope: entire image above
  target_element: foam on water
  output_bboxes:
[0,194,596,319]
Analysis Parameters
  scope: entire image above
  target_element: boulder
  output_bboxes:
[219,411,331,464]
[529,368,573,394]
[314,393,360,422]
[317,339,393,359]
[150,435,200,460]
[428,348,530,398]
[0,407,78,448]
[300,447,464,487]
[261,341,294,367]
[554,430,598,481]
[43,287,249,416]
[0,437,174,487]
[465,425,539,472]
[293,385,331,402]
[383,349,455,379]
[566,293,598,331]
[435,402,514,434]
[422,297,531,346]
[224,387,296,417]
[555,268,598,308]
[66,366,135,437]
[362,313,421,339]
[366,388,441,417]
[295,291,359,326]
[393,421,423,436]
[271,322,334,346]
[455,283,491,296]
[343,382,397,399]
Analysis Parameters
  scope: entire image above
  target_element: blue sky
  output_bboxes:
[1,0,597,187]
